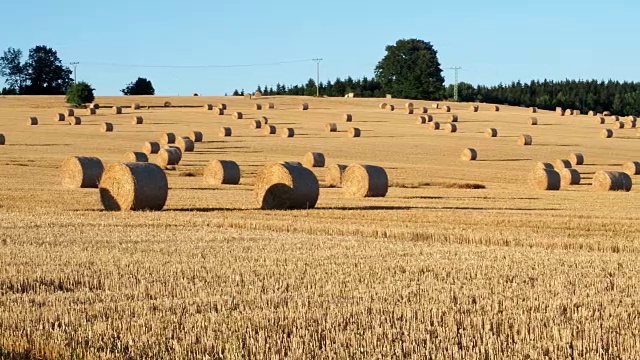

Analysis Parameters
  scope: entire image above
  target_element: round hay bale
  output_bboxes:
[132,116,143,125]
[204,104,213,111]
[379,102,388,109]
[419,107,429,114]
[536,162,554,170]
[588,111,595,116]
[157,147,182,168]
[65,109,75,117]
[112,106,122,115]
[560,168,581,186]
[60,156,104,188]
[143,141,160,154]
[485,128,498,137]
[629,116,637,122]
[193,93,199,96]
[68,116,81,125]
[343,114,353,122]
[493,105,500,112]
[281,128,295,138]
[28,117,38,126]
[253,91,262,98]
[595,116,605,124]
[529,117,538,125]
[603,111,611,116]
[214,108,224,115]
[204,160,241,185]
[593,171,632,192]
[303,152,325,168]
[326,123,338,132]
[176,136,195,152]
[554,159,572,169]
[217,103,227,110]
[99,162,168,211]
[123,151,149,163]
[614,121,625,129]
[627,120,637,128]
[300,103,309,111]
[132,103,140,110]
[160,132,176,144]
[432,103,440,109]
[611,115,620,121]
[470,105,479,112]
[326,164,347,187]
[518,134,533,145]
[255,103,262,111]
[54,113,65,121]
[264,125,277,135]
[388,104,395,111]
[530,168,561,191]
[342,164,388,198]
[461,148,477,161]
[556,107,564,116]
[416,116,428,124]
[190,131,203,142]
[89,103,100,109]
[569,153,584,166]
[101,122,114,132]
[244,94,252,99]
[348,127,361,138]
[281,161,303,167]
[530,107,538,113]
[0,134,4,145]
[443,105,451,112]
[254,162,319,209]
[232,111,243,120]
[574,110,581,116]
[250,120,262,129]
[428,121,440,130]
[446,123,457,133]
[566,109,574,116]
[601,129,614,138]
[267,103,275,109]
[405,108,414,115]
[597,113,603,116]
[261,116,269,124]
[449,114,458,122]
[405,102,414,109]
[220,127,232,137]
[623,161,640,176]
[87,108,96,115]
[163,101,172,107]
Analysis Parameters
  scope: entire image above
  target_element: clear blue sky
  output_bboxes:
[1,0,635,95]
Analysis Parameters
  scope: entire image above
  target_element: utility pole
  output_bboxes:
[313,58,323,97]
[447,66,462,101]
[70,62,79,83]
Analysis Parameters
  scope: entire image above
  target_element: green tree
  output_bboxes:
[22,45,72,95]
[66,81,95,107]
[304,78,316,96]
[0,47,26,92]
[121,77,155,95]
[374,38,445,100]
[232,89,240,96]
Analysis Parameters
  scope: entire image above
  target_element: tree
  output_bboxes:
[66,81,95,107]
[0,47,26,92]
[22,45,72,95]
[121,77,155,95]
[232,89,240,96]
[374,38,445,100]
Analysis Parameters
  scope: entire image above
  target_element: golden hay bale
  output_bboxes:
[60,156,104,188]
[281,128,295,138]
[485,128,498,137]
[569,153,584,166]
[163,101,172,107]
[176,136,195,152]
[255,103,263,110]
[132,116,143,125]
[254,162,319,209]
[214,108,224,115]
[267,103,275,109]
[443,105,451,112]
[461,148,477,161]
[536,162,554,170]
[28,117,38,125]
[587,110,595,116]
[493,105,500,112]
[530,168,561,191]
[565,109,574,116]
[160,132,176,144]
[301,103,309,110]
[342,164,388,198]
[281,161,303,167]
[0,134,4,145]
[250,120,262,129]
[595,116,605,124]
[388,104,395,111]
[143,141,160,154]
[157,147,182,168]
[343,113,353,122]
[529,117,538,125]
[326,123,338,132]
[232,111,243,120]
[432,103,440,109]
[65,109,75,116]
[597,113,603,116]
[445,123,457,133]
[601,129,613,138]
[603,111,611,116]
[54,113,65,121]
[217,103,227,110]
[419,106,429,114]
[379,102,388,109]
[113,106,122,115]
[556,107,564,115]
[405,107,414,115]
[470,105,479,112]
[303,152,325,168]
[416,115,429,124]
[326,164,347,187]
[614,121,625,129]
[123,151,149,163]
[574,110,581,115]
[348,127,361,137]
[244,94,252,99]
[530,107,537,113]
[623,161,640,176]
[68,116,81,125]
[132,103,140,110]
[220,127,232,137]
[628,116,637,122]
[101,122,113,132]
[99,162,168,211]
[518,134,533,145]
[87,108,96,115]
[254,91,262,98]
[261,116,269,124]
[204,160,241,185]
[190,131,203,142]
[611,115,620,121]
[405,102,414,109]
[204,104,213,111]
[428,121,440,130]
[89,103,100,109]
[264,125,277,135]
[560,168,581,186]
[593,171,632,192]
[449,114,458,122]
[554,159,572,169]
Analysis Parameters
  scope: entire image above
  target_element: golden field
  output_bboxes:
[1,95,639,359]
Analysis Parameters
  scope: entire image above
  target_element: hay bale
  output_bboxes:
[193,93,199,96]
[27,117,38,125]
[281,161,303,167]
[190,131,203,142]
[449,114,458,122]
[529,117,538,125]
[560,168,581,186]
[220,127,232,137]
[160,132,176,144]
[629,116,637,122]
[627,119,637,128]
[132,103,140,110]
[461,148,477,161]
[388,105,395,111]
[601,129,614,138]
[342,164,388,198]
[518,134,533,145]
[301,103,309,110]
[254,162,319,209]
[530,107,537,113]
[214,108,224,115]
[204,160,241,185]
[217,103,227,110]
[603,111,611,116]
[574,110,581,115]
[419,107,429,114]
[250,120,262,129]
[176,136,195,152]
[416,116,429,124]
[163,101,172,107]
[244,94,252,99]
[612,115,620,121]
[588,111,595,116]
[303,152,325,168]
[569,153,584,166]
[554,159,572,169]
[60,156,104,188]
[597,113,603,116]
[326,164,347,187]
[593,171,632,192]
[326,123,338,132]
[343,114,353,122]
[485,128,498,137]
[65,109,75,116]
[614,121,625,129]
[261,116,269,124]
[530,168,561,191]
[267,103,275,109]
[0,134,5,145]
[232,111,243,120]
[54,113,65,121]
[264,125,277,135]
[254,91,262,98]
[556,107,564,116]
[405,102,414,109]
[87,108,96,115]
[348,127,361,137]
[445,123,457,133]
[281,128,295,138]
[89,103,100,109]
[536,162,554,170]
[493,105,500,112]
[255,104,262,110]
[132,116,143,125]
[566,109,574,116]
[123,151,148,162]
[113,106,122,114]
[157,147,182,168]
[68,116,81,125]
[143,141,160,154]
[595,116,605,124]
[204,104,213,111]
[470,105,479,112]
[99,162,168,211]
[379,102,388,109]
[432,103,440,109]
[428,121,440,130]
[405,108,414,115]
[623,161,640,176]
[443,105,451,112]
[101,122,113,132]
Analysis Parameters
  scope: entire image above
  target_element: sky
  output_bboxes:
[1,0,636,95]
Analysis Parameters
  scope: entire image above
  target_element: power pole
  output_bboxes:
[447,66,462,101]
[313,58,323,97]
[70,62,79,83]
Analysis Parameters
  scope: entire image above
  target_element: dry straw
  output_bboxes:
[405,102,414,109]
[388,104,395,111]
[417,115,432,124]
[588,110,595,116]
[379,103,388,109]
[265,125,277,135]
[614,121,625,129]
[623,161,640,175]
[60,156,104,188]
[342,164,389,198]
[593,171,632,191]
[68,116,81,125]
[214,108,224,115]
[628,120,637,128]
[176,136,195,152]
[254,162,319,209]
[611,115,620,121]
[190,131,203,142]
[261,116,269,124]
[28,117,38,125]
[132,103,140,110]
[449,114,458,122]
[101,122,113,132]
[574,110,581,115]
[603,111,611,116]
[326,164,347,187]
[0,134,5,145]
[244,94,252,99]
[160,132,176,144]
[65,109,75,116]
[132,116,143,124]
[536,162,554,170]
[143,141,160,154]
[54,113,65,121]
[303,152,325,168]
[251,120,262,129]
[405,108,414,115]
[123,151,149,162]
[470,105,479,112]
[89,103,100,109]
[113,106,122,114]
[255,104,262,110]
[281,128,295,138]
[348,127,361,137]
[601,129,613,138]
[232,112,243,120]
[566,109,574,116]
[461,148,477,161]
[530,168,561,191]
[446,123,457,132]
[569,153,584,166]
[529,117,538,125]
[204,160,241,185]
[428,121,440,130]
[87,108,96,115]
[518,134,533,145]
[485,128,498,137]
[530,107,537,113]
[595,116,605,124]
[204,104,213,111]
[432,103,440,109]
[561,168,581,186]
[554,159,572,169]
[267,103,275,109]
[301,103,309,110]
[493,105,500,111]
[326,123,338,132]
[343,114,353,122]
[99,162,168,211]
[157,147,182,168]
[217,103,227,110]
[419,107,428,114]
[220,127,232,137]
[443,105,451,112]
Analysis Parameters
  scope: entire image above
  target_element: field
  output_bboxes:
[1,95,640,359]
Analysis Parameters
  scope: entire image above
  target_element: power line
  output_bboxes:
[447,66,462,101]
[69,62,79,82]
[312,58,323,97]
[75,58,317,69]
